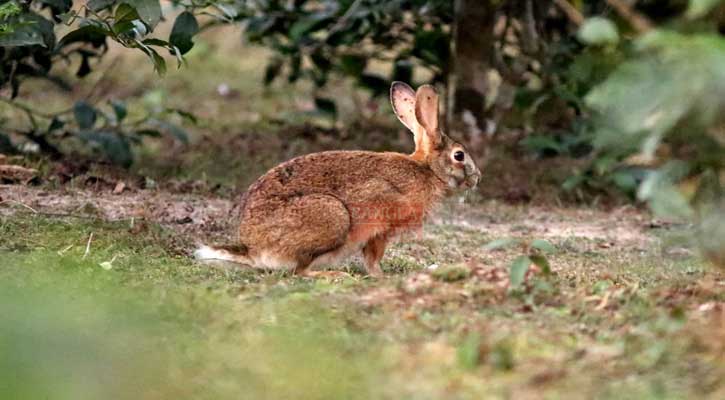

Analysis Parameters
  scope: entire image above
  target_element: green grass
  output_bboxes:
[1,212,723,399]
[0,215,380,400]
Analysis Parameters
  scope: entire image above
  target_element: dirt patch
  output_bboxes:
[2,184,655,252]
[1,185,235,244]
[433,200,654,249]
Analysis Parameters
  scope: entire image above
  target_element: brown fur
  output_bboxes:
[200,82,481,276]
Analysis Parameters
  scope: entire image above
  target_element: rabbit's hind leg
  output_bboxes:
[263,194,350,276]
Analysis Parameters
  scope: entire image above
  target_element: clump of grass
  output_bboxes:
[382,255,422,274]
[431,264,471,282]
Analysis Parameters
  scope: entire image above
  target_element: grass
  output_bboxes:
[1,211,723,399]
[0,215,380,400]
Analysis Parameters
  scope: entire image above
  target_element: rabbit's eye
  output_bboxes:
[453,151,465,162]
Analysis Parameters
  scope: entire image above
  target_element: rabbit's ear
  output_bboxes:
[415,85,441,146]
[390,82,417,132]
[415,85,439,132]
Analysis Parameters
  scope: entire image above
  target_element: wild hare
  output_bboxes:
[195,82,481,277]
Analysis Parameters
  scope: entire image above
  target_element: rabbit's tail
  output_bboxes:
[194,243,251,265]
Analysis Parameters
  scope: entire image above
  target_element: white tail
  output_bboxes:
[194,245,240,262]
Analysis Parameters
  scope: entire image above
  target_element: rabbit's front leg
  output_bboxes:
[362,235,387,277]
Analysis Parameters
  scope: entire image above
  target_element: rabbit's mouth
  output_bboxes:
[450,171,480,190]
[462,172,480,189]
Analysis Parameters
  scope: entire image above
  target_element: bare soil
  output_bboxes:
[1,183,655,252]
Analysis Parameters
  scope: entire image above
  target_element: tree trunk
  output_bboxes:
[448,0,498,139]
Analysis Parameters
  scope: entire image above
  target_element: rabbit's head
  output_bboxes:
[391,82,481,190]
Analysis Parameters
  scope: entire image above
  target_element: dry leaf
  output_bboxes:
[0,164,38,184]
[113,181,126,194]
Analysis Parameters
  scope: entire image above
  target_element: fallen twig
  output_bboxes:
[82,232,94,259]
[0,199,39,214]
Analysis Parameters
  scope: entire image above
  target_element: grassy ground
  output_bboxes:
[2,193,724,399]
[2,25,724,400]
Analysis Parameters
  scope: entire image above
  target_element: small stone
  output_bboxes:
[113,181,126,194]
[175,216,193,224]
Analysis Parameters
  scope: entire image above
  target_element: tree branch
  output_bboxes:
[552,0,585,27]
[605,0,653,33]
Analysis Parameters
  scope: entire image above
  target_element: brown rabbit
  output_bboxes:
[195,82,481,276]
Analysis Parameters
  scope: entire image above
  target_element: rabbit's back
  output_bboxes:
[239,150,442,211]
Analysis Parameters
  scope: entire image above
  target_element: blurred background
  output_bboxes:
[1,1,725,399]
[1,1,724,208]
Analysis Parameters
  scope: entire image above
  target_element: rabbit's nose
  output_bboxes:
[472,173,481,188]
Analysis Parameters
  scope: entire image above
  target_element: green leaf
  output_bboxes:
[78,131,133,167]
[0,132,15,153]
[166,108,198,124]
[612,170,639,192]
[288,12,332,43]
[692,169,723,213]
[135,129,162,137]
[74,101,97,130]
[115,3,140,24]
[638,165,695,220]
[57,10,76,24]
[48,117,64,132]
[111,100,127,122]
[529,255,551,275]
[57,25,109,48]
[126,0,162,29]
[0,12,55,48]
[314,97,337,119]
[169,12,198,55]
[359,73,388,97]
[142,38,168,47]
[0,2,21,20]
[698,206,725,268]
[483,238,521,251]
[392,59,413,85]
[522,135,563,155]
[457,333,482,370]
[509,256,531,289]
[413,28,449,68]
[592,279,612,294]
[113,4,139,35]
[0,28,44,47]
[151,120,189,144]
[490,340,515,371]
[586,33,725,155]
[310,49,332,72]
[264,58,283,85]
[339,55,367,77]
[245,15,277,41]
[578,17,619,46]
[562,174,584,192]
[530,239,556,253]
[687,0,724,19]
[88,0,115,12]
[138,44,167,75]
[38,0,72,11]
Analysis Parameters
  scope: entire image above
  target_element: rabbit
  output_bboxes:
[195,82,481,277]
